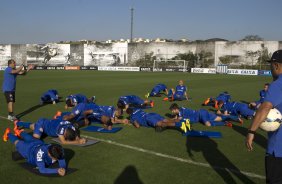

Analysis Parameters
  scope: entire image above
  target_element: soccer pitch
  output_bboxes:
[0,71,270,184]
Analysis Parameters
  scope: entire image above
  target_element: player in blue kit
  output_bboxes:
[169,103,242,127]
[65,94,96,109]
[145,83,168,98]
[40,89,59,104]
[60,103,99,123]
[3,128,66,176]
[249,83,269,109]
[117,95,154,111]
[202,91,231,108]
[217,101,255,120]
[14,118,86,145]
[83,105,127,130]
[126,108,190,133]
[166,80,188,101]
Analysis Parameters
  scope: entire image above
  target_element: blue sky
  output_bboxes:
[0,0,281,43]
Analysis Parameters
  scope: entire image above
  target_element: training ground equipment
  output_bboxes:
[18,162,77,177]
[260,108,282,132]
[52,138,99,147]
[183,130,222,138]
[82,126,122,133]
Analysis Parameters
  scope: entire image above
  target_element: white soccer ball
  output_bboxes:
[260,108,282,132]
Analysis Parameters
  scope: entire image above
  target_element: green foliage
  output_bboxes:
[241,35,264,41]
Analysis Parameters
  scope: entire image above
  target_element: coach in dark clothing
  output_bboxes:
[2,59,33,121]
[246,50,282,184]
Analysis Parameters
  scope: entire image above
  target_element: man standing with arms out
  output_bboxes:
[2,59,33,121]
[246,50,282,184]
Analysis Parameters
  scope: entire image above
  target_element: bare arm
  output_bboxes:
[63,113,75,121]
[133,121,140,128]
[246,102,273,151]
[11,65,24,74]
[58,135,86,145]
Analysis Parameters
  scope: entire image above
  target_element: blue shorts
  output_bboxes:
[237,105,255,117]
[145,113,164,127]
[16,139,43,159]
[173,94,186,101]
[131,96,145,105]
[198,109,217,124]
[34,118,49,137]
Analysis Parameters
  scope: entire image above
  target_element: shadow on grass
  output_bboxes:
[114,165,143,184]
[186,136,255,184]
[16,104,47,119]
[16,98,64,119]
[232,124,267,150]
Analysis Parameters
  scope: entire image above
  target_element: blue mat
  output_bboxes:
[183,130,222,138]
[82,126,122,133]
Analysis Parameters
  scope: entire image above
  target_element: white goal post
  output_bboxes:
[153,59,187,72]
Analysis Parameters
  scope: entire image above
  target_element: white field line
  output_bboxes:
[82,134,265,180]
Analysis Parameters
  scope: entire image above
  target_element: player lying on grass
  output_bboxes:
[169,103,242,127]
[14,118,86,145]
[3,128,66,176]
[126,108,191,133]
[117,95,154,111]
[164,80,189,101]
[217,100,255,120]
[202,91,231,108]
[145,83,168,98]
[62,102,100,126]
[249,83,269,109]
[83,105,128,130]
[65,93,96,109]
[40,89,59,104]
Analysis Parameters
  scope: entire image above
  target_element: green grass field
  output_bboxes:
[0,71,271,184]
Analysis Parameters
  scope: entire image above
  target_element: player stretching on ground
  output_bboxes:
[166,80,188,101]
[145,83,168,98]
[117,95,154,111]
[3,128,66,176]
[65,93,95,109]
[217,101,255,120]
[40,89,59,104]
[249,83,269,109]
[169,103,242,127]
[14,118,86,145]
[126,108,190,133]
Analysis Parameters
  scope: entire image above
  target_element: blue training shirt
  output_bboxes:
[130,109,148,127]
[151,84,167,94]
[175,85,187,96]
[179,107,200,123]
[2,67,17,92]
[67,94,88,104]
[27,143,66,174]
[264,74,282,157]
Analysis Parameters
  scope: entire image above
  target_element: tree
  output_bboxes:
[240,35,263,41]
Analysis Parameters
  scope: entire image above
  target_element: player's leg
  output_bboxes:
[32,118,45,139]
[5,91,16,121]
[200,109,227,126]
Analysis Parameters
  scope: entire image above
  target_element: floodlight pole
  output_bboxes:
[130,7,134,43]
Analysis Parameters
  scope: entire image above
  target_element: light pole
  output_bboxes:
[130,7,134,43]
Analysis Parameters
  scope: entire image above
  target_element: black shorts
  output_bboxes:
[4,91,15,103]
[265,155,282,184]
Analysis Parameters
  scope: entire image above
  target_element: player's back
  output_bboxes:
[180,107,199,123]
[130,109,147,127]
